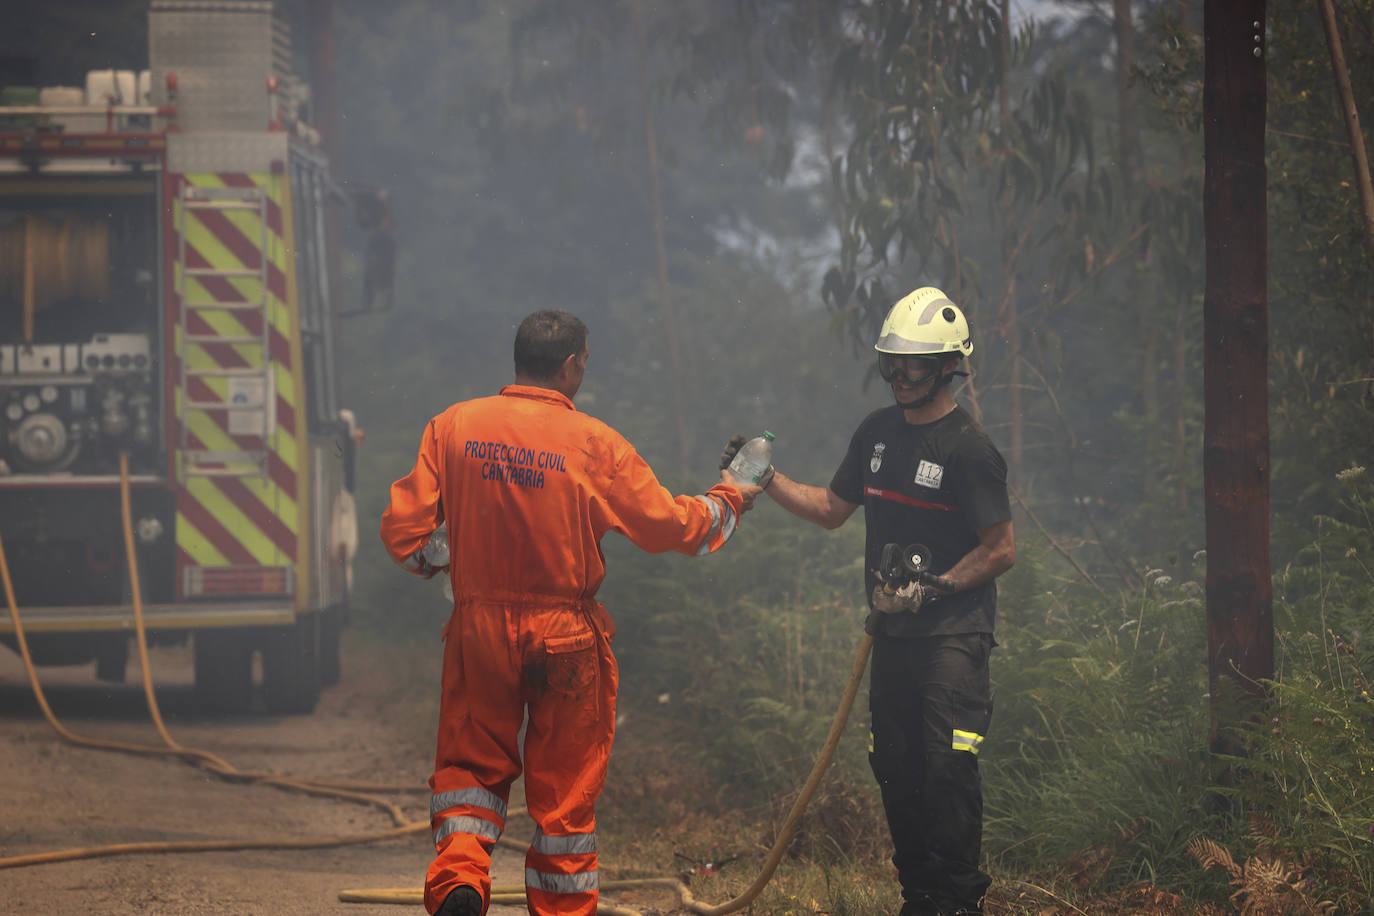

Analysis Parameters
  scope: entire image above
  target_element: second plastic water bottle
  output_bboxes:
[727,431,775,485]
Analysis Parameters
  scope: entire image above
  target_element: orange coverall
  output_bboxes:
[380,385,743,916]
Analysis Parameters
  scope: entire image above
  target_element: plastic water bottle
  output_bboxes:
[423,523,453,604]
[727,431,775,485]
[422,522,449,568]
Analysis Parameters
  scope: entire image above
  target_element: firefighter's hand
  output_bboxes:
[870,579,929,614]
[719,434,747,470]
[721,469,763,512]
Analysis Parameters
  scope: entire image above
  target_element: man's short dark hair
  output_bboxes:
[514,309,588,380]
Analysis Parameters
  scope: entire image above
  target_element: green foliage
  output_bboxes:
[983,562,1224,898]
[606,513,874,800]
[1214,671,1374,914]
[1265,2,1374,536]
[823,0,1011,331]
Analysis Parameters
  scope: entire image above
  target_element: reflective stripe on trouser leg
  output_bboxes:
[525,866,599,895]
[524,828,600,913]
[951,729,984,754]
[525,826,599,897]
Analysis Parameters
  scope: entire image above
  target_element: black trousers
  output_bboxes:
[868,632,994,914]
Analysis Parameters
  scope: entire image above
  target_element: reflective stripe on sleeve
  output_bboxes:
[525,867,599,894]
[693,494,738,555]
[434,814,502,847]
[431,787,508,819]
[531,826,597,856]
[952,729,985,755]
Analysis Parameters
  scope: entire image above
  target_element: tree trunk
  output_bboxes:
[1202,0,1273,752]
[1000,0,1023,484]
[630,0,689,476]
[1113,0,1141,181]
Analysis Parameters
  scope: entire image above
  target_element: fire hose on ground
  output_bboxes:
[0,452,877,915]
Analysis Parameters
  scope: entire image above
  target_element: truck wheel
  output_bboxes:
[261,613,320,714]
[193,630,254,714]
[319,607,342,687]
[94,636,129,683]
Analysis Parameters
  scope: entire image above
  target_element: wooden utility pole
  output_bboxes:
[1202,1,1273,750]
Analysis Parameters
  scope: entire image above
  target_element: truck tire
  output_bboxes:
[319,606,343,687]
[193,629,254,715]
[261,613,320,714]
[94,636,129,683]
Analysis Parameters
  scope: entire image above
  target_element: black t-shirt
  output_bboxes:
[830,404,1011,637]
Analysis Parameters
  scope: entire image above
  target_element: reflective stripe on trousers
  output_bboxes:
[431,786,508,847]
[525,826,599,898]
[951,728,984,755]
[525,868,599,894]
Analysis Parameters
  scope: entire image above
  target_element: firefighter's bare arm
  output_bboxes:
[380,419,447,577]
[765,471,859,530]
[934,520,1015,594]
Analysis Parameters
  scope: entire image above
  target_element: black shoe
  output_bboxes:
[436,885,482,916]
[899,898,981,916]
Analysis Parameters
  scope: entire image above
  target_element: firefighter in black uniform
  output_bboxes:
[725,287,1015,916]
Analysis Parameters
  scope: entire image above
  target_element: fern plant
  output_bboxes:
[1186,835,1337,915]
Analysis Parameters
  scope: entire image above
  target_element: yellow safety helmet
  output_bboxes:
[873,286,973,359]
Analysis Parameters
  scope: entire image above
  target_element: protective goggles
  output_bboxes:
[877,353,942,384]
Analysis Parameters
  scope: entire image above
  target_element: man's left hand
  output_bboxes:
[721,469,763,511]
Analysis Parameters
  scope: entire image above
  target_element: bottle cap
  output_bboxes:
[762,430,775,440]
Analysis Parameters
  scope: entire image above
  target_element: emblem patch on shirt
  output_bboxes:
[914,459,944,489]
[870,442,886,473]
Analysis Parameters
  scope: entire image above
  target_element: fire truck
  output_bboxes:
[0,1,365,714]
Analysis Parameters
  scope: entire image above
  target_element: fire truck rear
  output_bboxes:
[0,1,360,714]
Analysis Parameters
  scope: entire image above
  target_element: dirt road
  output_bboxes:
[0,637,565,915]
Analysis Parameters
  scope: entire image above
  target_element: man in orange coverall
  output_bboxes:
[381,309,762,916]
